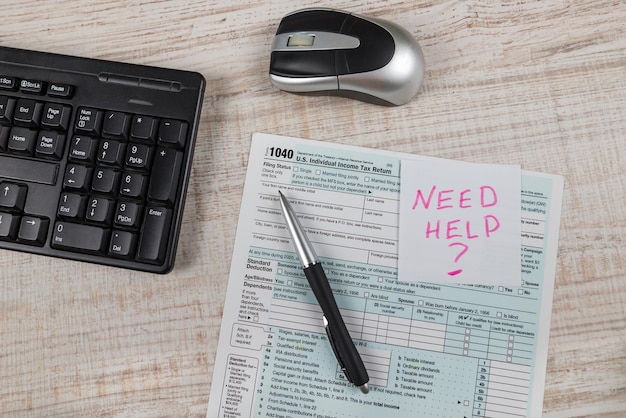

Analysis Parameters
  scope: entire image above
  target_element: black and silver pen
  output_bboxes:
[278,191,370,394]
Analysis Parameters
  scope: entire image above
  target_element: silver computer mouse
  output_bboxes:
[269,8,425,106]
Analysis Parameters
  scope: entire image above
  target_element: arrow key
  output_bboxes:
[17,215,49,246]
[0,182,27,212]
[0,212,20,241]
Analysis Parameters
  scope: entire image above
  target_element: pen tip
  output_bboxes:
[359,384,369,394]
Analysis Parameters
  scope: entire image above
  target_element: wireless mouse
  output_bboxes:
[269,8,425,106]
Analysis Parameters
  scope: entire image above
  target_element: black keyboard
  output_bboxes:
[0,46,205,273]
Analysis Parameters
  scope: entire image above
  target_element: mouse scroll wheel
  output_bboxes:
[287,34,316,47]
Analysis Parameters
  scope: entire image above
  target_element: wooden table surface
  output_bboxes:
[1,1,625,416]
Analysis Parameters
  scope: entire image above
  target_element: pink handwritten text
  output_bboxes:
[411,185,501,276]
[412,185,498,210]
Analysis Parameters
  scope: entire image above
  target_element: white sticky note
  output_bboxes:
[398,158,521,285]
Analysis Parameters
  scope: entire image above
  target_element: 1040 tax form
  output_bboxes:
[207,133,563,418]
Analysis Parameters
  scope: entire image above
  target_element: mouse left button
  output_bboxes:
[270,50,337,78]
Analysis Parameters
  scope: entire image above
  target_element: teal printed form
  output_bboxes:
[207,133,563,418]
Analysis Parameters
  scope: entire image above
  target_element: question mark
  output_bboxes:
[448,242,469,276]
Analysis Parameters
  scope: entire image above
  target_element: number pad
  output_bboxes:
[54,105,189,265]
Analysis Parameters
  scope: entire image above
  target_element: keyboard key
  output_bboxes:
[86,197,114,223]
[102,111,131,139]
[63,164,92,191]
[35,131,66,160]
[20,79,46,95]
[148,147,183,204]
[41,102,71,131]
[51,221,109,254]
[75,107,102,135]
[69,135,98,162]
[0,95,15,122]
[0,212,20,241]
[91,168,120,194]
[57,193,86,219]
[8,127,37,154]
[0,125,9,150]
[109,230,137,258]
[125,143,152,170]
[158,119,187,148]
[47,83,73,98]
[13,98,43,127]
[0,182,27,212]
[136,206,172,263]
[114,201,143,228]
[97,139,125,165]
[130,115,157,142]
[18,216,49,246]
[0,75,18,91]
[120,172,147,198]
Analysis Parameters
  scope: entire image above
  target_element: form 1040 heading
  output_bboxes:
[265,146,395,175]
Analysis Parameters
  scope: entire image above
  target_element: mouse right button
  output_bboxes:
[276,9,348,34]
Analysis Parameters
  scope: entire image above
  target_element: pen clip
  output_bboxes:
[323,315,354,384]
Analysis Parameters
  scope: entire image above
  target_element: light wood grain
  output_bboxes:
[1,0,625,416]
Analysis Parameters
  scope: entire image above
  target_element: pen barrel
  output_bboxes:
[304,262,369,387]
